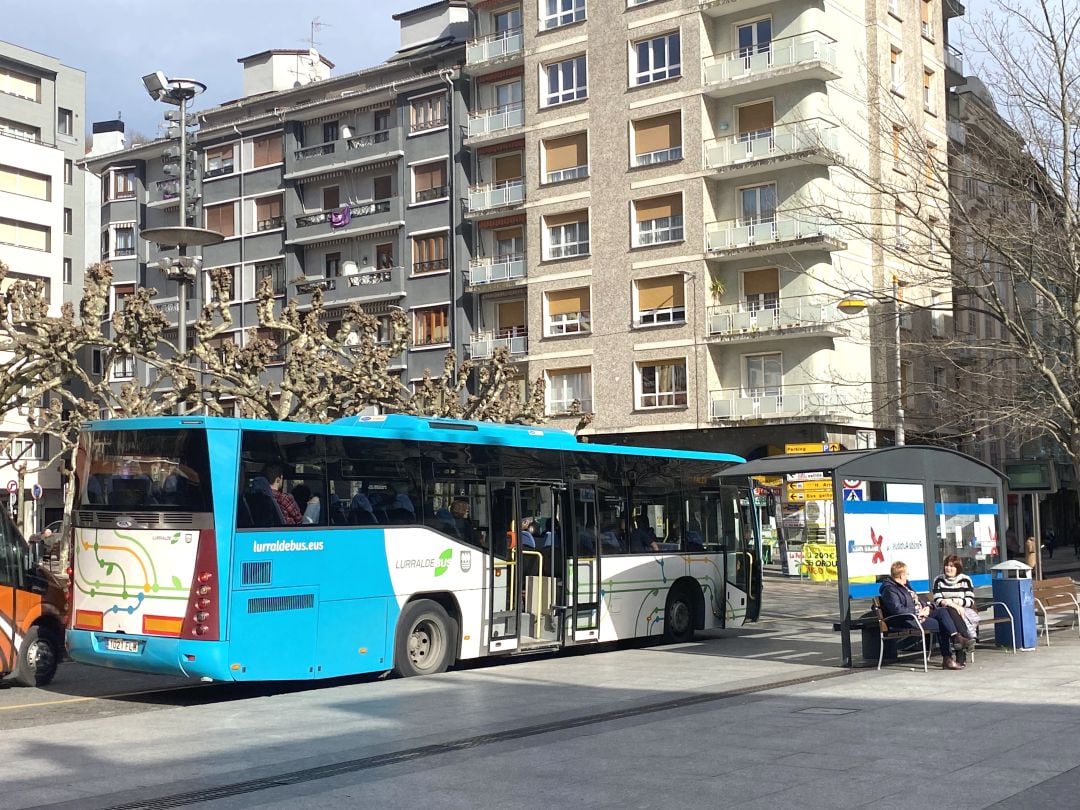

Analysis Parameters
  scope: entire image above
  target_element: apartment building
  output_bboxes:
[0,40,87,527]
[84,2,473,411]
[463,0,953,458]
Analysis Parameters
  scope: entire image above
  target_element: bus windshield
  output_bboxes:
[75,428,214,512]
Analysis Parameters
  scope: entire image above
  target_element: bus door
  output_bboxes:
[486,479,562,653]
[565,482,600,643]
[712,485,760,627]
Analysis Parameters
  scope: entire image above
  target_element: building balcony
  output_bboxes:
[465,27,524,72]
[699,0,775,16]
[466,103,525,141]
[709,383,861,422]
[283,128,404,181]
[285,197,404,247]
[468,326,528,359]
[705,213,845,257]
[466,179,524,216]
[944,45,964,79]
[947,121,966,145]
[705,120,840,179]
[705,297,848,341]
[703,33,840,97]
[293,265,406,307]
[467,254,526,288]
[148,179,180,208]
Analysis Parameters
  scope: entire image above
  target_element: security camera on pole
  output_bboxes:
[138,72,223,414]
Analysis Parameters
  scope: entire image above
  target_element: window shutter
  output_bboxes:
[497,299,526,327]
[545,210,587,228]
[493,153,523,183]
[635,194,681,222]
[637,276,684,310]
[742,268,779,295]
[547,287,590,315]
[634,112,680,155]
[544,133,588,171]
[737,101,774,134]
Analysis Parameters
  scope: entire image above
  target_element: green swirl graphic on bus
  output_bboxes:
[434,548,453,577]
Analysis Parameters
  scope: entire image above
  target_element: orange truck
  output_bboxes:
[0,514,66,686]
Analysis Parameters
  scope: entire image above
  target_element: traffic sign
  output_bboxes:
[30,483,42,500]
[786,471,826,482]
[6,480,16,495]
[842,479,862,488]
[843,488,863,501]
[786,480,834,500]
[785,442,841,454]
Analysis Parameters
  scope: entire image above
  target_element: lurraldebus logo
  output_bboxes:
[434,548,453,577]
[395,548,454,576]
[251,539,325,553]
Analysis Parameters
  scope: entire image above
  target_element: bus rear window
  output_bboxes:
[76,429,213,512]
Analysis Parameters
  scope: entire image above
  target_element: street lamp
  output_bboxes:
[837,278,905,446]
[138,72,222,413]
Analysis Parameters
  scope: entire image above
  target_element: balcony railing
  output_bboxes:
[705,120,839,170]
[413,257,450,274]
[468,254,526,286]
[706,297,845,337]
[204,163,234,179]
[466,26,524,66]
[706,213,842,252]
[944,44,964,75]
[467,102,524,137]
[704,33,838,86]
[257,216,284,232]
[348,129,390,150]
[296,266,406,304]
[709,383,862,421]
[415,185,449,203]
[295,199,392,228]
[155,179,179,200]
[469,326,528,359]
[113,246,136,258]
[295,142,335,160]
[467,179,524,212]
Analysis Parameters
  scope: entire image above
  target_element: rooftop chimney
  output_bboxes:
[237,49,334,97]
[88,120,125,156]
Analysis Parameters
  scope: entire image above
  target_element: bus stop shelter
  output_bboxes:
[718,446,1007,666]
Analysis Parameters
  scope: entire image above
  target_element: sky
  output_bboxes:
[2,0,424,141]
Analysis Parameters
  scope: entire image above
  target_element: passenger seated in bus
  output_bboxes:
[518,519,539,549]
[685,520,706,551]
[630,514,661,552]
[292,484,321,525]
[599,522,624,552]
[386,485,416,523]
[578,519,598,554]
[449,498,475,541]
[252,463,304,525]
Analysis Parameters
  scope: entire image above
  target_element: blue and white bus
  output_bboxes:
[67,414,761,680]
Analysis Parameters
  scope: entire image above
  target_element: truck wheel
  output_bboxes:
[14,626,60,687]
[393,600,456,677]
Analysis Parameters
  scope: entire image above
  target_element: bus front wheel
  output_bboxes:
[394,599,456,677]
[663,588,695,644]
[13,625,60,687]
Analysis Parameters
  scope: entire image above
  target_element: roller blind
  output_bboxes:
[635,194,681,222]
[742,268,779,295]
[547,287,590,315]
[255,196,282,219]
[205,204,235,238]
[414,162,446,192]
[252,133,283,168]
[545,209,587,228]
[737,101,774,133]
[634,112,680,155]
[544,133,588,172]
[637,276,684,309]
[498,299,526,327]
[494,153,523,182]
[0,165,48,199]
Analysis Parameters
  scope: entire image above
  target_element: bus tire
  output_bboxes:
[13,625,60,687]
[663,587,695,643]
[394,599,456,677]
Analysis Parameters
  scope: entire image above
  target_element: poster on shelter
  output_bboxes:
[843,483,928,583]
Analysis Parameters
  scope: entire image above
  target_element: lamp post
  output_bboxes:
[838,278,905,446]
[138,72,222,413]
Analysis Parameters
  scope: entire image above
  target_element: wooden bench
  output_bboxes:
[1033,576,1080,646]
[871,597,932,672]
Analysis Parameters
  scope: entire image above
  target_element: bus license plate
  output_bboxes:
[105,638,140,653]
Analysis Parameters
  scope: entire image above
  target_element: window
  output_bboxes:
[545,210,589,258]
[205,203,236,238]
[894,204,905,247]
[413,305,450,346]
[636,276,685,325]
[112,355,135,380]
[632,32,680,85]
[64,159,73,185]
[410,94,447,133]
[0,66,40,101]
[736,100,774,144]
[252,133,283,168]
[375,242,395,269]
[923,69,934,112]
[739,183,776,224]
[63,258,72,285]
[0,117,39,143]
[374,175,393,200]
[58,107,73,137]
[634,194,683,245]
[413,233,449,273]
[413,162,448,203]
[541,0,585,29]
[891,125,904,171]
[10,438,41,460]
[325,252,341,278]
[737,20,772,58]
[0,164,50,200]
[890,48,903,94]
[91,348,103,376]
[542,132,588,183]
[543,56,587,107]
[207,266,237,301]
[495,226,524,259]
[323,121,339,143]
[547,367,592,414]
[744,353,781,396]
[205,144,235,177]
[255,195,283,231]
[931,290,945,337]
[112,169,136,199]
[920,0,934,39]
[546,287,591,335]
[632,112,682,166]
[255,261,286,296]
[638,360,687,408]
[100,229,109,260]
[925,142,937,185]
[0,218,49,251]
[742,268,779,311]
[64,208,72,234]
[322,186,340,211]
[889,0,901,15]
[114,226,135,257]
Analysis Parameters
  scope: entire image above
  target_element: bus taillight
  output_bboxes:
[181,529,220,641]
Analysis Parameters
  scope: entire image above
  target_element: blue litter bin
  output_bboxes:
[991,561,1037,650]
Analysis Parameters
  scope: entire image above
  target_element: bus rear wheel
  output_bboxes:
[13,625,60,687]
[663,588,695,644]
[394,599,456,677]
